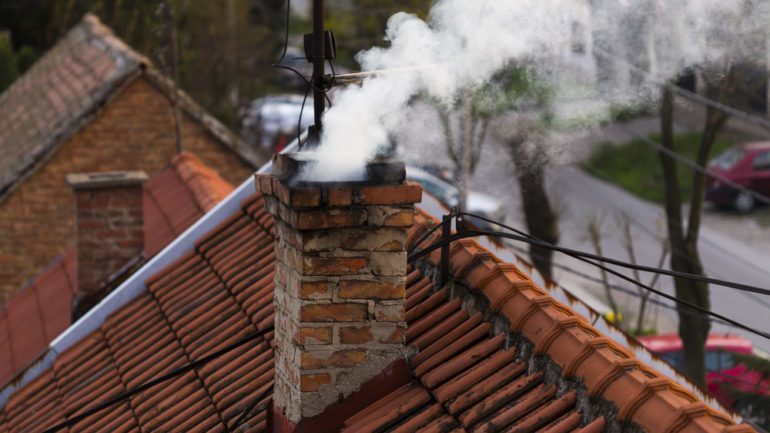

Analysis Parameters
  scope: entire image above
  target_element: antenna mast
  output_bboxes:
[311,0,326,137]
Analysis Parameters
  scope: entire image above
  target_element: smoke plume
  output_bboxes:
[301,0,770,181]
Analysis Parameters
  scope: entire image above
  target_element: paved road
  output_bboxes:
[469,137,770,354]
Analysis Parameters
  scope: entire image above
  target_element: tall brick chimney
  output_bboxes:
[66,171,147,317]
[256,153,421,430]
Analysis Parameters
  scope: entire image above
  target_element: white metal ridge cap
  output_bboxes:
[0,138,300,411]
[0,177,256,410]
[50,175,258,353]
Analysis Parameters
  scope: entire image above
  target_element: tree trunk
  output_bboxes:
[512,146,558,279]
[460,88,473,211]
[657,85,728,387]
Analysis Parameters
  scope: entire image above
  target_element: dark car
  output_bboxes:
[706,142,770,212]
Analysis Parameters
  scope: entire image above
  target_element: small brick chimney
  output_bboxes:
[66,171,147,317]
[256,153,421,429]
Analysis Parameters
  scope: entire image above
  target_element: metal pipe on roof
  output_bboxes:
[312,0,325,131]
[330,64,437,86]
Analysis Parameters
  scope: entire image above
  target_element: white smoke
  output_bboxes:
[301,0,770,181]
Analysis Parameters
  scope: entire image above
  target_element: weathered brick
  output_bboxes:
[295,208,367,230]
[340,228,407,251]
[301,230,340,252]
[339,324,405,344]
[300,373,332,392]
[299,303,367,322]
[368,252,408,277]
[339,326,374,344]
[383,210,415,227]
[338,280,404,300]
[357,182,422,205]
[293,326,332,345]
[299,280,333,300]
[301,349,367,369]
[302,256,368,276]
[374,303,405,322]
[327,187,352,206]
[254,173,273,195]
[274,181,322,208]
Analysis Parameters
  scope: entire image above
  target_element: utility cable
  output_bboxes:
[592,46,770,133]
[227,383,275,432]
[407,214,770,340]
[271,0,333,108]
[275,0,291,65]
[456,212,770,298]
[500,235,737,328]
[39,326,275,433]
[618,122,770,205]
[592,46,770,205]
[298,85,310,146]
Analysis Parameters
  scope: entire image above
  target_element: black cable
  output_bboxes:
[274,64,333,107]
[40,326,275,433]
[298,85,311,147]
[407,219,447,256]
[274,0,291,65]
[500,235,736,327]
[408,227,770,340]
[457,212,770,298]
[328,58,337,79]
[227,383,275,432]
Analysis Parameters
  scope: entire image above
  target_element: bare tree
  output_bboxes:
[436,89,489,209]
[585,215,620,323]
[505,117,559,279]
[658,66,742,386]
[619,215,668,335]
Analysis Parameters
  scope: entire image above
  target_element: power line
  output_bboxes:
[593,46,770,134]
[501,236,738,328]
[226,383,274,432]
[464,213,770,297]
[592,46,770,206]
[39,326,274,433]
[619,122,770,205]
[408,213,770,340]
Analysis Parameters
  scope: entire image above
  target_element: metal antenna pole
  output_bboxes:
[312,0,326,133]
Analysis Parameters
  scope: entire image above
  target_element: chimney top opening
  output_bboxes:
[273,152,405,186]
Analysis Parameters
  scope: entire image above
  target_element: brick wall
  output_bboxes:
[67,171,146,313]
[0,77,254,298]
[256,160,421,425]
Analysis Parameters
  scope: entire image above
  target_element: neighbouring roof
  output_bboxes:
[0,152,233,389]
[0,176,751,433]
[0,13,265,200]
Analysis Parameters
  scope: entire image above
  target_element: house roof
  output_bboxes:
[0,152,233,390]
[0,171,752,433]
[0,13,265,201]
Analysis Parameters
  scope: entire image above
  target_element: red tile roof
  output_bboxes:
[0,190,752,433]
[0,153,233,388]
[0,14,264,199]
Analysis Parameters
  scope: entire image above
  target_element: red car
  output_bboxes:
[706,142,770,212]
[638,333,770,407]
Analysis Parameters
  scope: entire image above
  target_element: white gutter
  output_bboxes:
[0,140,297,409]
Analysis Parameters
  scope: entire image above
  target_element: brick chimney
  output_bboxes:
[66,171,147,317]
[256,153,421,429]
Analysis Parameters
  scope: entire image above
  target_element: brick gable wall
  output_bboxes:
[0,77,253,298]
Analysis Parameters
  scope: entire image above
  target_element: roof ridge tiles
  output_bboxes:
[420,232,745,433]
[172,152,234,213]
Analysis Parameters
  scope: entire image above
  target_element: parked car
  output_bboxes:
[638,333,770,407]
[241,94,314,153]
[406,165,505,228]
[706,142,770,212]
